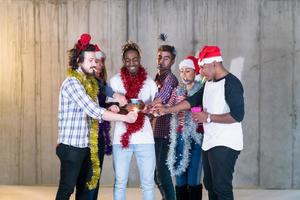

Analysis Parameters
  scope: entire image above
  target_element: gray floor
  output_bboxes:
[0,185,299,200]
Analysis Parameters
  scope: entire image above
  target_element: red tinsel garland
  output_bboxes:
[120,66,147,148]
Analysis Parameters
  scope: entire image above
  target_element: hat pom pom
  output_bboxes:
[76,33,91,51]
[159,33,168,42]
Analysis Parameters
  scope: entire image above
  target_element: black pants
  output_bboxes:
[202,146,240,200]
[56,144,91,200]
[154,138,176,200]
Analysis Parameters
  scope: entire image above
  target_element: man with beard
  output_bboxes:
[109,41,158,200]
[56,34,137,200]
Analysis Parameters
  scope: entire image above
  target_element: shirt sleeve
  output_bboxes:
[225,76,245,122]
[104,84,114,98]
[150,79,159,102]
[98,81,114,98]
[156,75,178,104]
[186,86,204,107]
[168,89,177,106]
[64,77,106,120]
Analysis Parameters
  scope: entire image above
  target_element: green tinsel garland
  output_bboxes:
[67,68,100,190]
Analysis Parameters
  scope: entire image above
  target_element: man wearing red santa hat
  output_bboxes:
[155,45,244,200]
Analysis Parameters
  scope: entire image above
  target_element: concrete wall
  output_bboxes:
[0,0,299,189]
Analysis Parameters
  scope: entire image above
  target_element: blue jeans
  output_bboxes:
[56,144,90,200]
[113,144,156,200]
[202,146,240,200]
[175,135,203,186]
[154,138,175,200]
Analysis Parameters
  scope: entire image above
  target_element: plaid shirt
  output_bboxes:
[153,70,178,138]
[58,76,106,148]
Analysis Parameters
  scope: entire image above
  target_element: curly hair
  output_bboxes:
[122,40,142,59]
[68,44,96,70]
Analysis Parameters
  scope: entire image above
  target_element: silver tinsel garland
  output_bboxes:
[166,82,203,176]
[167,110,203,176]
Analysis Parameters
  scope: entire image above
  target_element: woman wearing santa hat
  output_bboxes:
[166,56,204,200]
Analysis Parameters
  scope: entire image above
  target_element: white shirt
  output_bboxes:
[109,73,158,144]
[202,79,243,151]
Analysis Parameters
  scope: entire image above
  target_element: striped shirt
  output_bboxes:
[153,70,178,138]
[58,76,106,148]
[155,70,179,104]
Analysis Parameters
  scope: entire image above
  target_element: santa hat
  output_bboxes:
[179,56,200,74]
[179,56,202,81]
[198,45,223,66]
[95,44,106,59]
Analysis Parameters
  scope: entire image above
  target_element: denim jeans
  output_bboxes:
[87,135,105,200]
[154,138,175,200]
[202,146,240,200]
[56,143,91,200]
[175,135,203,186]
[113,144,156,200]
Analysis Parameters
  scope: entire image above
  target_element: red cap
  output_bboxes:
[198,46,223,66]
[186,56,200,75]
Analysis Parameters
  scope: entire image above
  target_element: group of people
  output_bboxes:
[55,33,245,200]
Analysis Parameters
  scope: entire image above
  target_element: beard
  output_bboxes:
[80,65,95,75]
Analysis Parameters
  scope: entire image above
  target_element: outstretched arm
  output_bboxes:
[102,110,137,123]
[154,100,191,115]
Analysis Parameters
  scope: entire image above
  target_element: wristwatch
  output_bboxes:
[206,113,211,123]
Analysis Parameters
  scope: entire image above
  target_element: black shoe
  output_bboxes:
[176,185,188,200]
[188,184,202,200]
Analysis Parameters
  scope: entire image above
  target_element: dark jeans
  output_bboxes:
[175,135,203,186]
[87,136,105,200]
[202,146,240,200]
[56,144,91,200]
[154,138,175,200]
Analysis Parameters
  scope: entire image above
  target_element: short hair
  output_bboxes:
[157,45,176,60]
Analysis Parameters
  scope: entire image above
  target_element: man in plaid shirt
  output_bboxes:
[152,45,178,200]
[56,33,137,200]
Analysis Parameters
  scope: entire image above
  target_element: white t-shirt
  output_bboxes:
[202,78,243,151]
[109,73,158,145]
